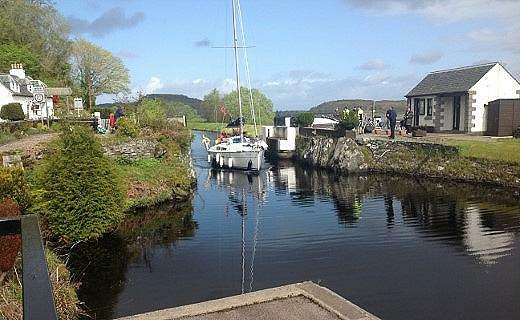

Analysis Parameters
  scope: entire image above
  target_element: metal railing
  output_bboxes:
[0,214,58,320]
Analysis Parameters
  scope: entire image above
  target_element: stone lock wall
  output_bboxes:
[295,136,519,188]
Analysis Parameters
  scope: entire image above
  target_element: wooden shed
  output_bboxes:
[486,99,520,136]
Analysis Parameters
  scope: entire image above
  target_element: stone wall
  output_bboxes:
[103,139,159,161]
[295,136,520,188]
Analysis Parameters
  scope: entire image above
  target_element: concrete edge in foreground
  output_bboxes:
[115,281,381,320]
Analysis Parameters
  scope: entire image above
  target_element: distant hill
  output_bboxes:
[96,94,205,119]
[147,94,203,113]
[310,99,407,117]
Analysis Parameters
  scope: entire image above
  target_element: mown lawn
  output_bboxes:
[446,138,520,164]
[187,121,262,137]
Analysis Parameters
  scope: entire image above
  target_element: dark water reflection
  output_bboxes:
[72,131,520,320]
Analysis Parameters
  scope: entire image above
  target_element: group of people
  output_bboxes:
[386,106,413,139]
[341,106,413,138]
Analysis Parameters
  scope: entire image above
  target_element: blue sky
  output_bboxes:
[55,0,520,110]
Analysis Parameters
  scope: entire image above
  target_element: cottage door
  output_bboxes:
[453,96,461,130]
[413,99,420,126]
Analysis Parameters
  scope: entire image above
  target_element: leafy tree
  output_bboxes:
[339,109,359,130]
[0,0,71,85]
[0,103,25,121]
[201,89,224,122]
[0,44,41,78]
[71,39,130,110]
[162,101,199,120]
[36,125,125,242]
[296,112,314,127]
[223,87,274,126]
[136,99,165,128]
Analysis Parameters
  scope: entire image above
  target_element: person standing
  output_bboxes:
[386,106,397,139]
[115,106,124,120]
[357,107,364,134]
[404,107,413,135]
[109,112,115,130]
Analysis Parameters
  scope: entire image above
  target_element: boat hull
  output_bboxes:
[208,149,265,171]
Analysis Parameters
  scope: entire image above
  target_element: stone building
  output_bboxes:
[405,62,520,133]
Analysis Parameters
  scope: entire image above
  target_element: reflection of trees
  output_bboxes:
[68,234,128,320]
[119,202,198,268]
[70,203,197,319]
[277,164,520,251]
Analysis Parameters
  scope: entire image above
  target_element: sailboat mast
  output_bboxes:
[232,0,244,142]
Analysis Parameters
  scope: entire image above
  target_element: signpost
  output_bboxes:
[32,86,49,126]
[73,98,83,116]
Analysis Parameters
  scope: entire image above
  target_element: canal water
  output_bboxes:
[71,131,520,320]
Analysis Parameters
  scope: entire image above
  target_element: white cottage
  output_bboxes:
[0,64,54,121]
[405,62,520,133]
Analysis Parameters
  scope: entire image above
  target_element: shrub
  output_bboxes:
[0,103,25,121]
[0,166,31,212]
[0,199,21,272]
[116,116,139,138]
[297,112,314,127]
[137,99,165,128]
[36,125,125,242]
[339,109,359,130]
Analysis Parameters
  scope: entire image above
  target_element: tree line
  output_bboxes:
[0,0,275,123]
[200,87,274,125]
[0,0,129,110]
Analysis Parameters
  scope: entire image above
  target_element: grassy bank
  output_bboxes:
[117,157,194,210]
[187,121,262,137]
[445,138,520,164]
[0,250,80,320]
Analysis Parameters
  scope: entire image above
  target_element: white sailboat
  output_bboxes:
[203,0,268,171]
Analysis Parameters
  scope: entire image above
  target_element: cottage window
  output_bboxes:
[427,98,433,116]
[418,99,425,115]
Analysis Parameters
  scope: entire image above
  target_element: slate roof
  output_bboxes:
[406,63,498,97]
[0,73,42,97]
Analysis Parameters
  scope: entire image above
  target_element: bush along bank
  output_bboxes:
[0,167,81,319]
[295,135,520,188]
[102,99,196,210]
[0,100,196,319]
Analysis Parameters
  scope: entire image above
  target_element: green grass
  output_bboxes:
[116,157,193,210]
[187,121,262,137]
[446,138,520,163]
[187,121,227,132]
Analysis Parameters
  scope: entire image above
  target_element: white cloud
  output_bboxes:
[410,51,443,64]
[358,59,389,70]
[141,78,237,99]
[342,0,520,21]
[343,0,520,56]
[145,77,164,94]
[469,25,520,54]
[260,69,417,109]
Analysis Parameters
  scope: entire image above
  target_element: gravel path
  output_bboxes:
[0,133,58,153]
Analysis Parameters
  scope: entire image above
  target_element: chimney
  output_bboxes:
[9,63,26,79]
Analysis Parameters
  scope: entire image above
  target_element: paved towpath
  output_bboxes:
[0,133,58,153]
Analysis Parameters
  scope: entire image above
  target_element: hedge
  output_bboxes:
[0,103,25,121]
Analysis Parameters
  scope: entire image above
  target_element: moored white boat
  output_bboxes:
[202,0,268,171]
[204,136,267,171]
